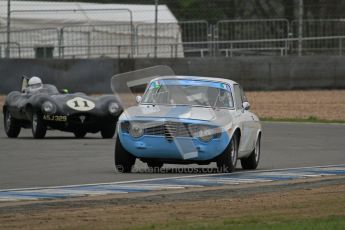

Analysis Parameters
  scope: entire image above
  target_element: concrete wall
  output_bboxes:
[1,56,345,94]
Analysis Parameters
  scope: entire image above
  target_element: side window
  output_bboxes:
[233,84,243,110]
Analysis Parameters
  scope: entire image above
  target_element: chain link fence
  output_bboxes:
[3,19,345,58]
[290,19,345,55]
[61,24,134,58]
[2,1,345,58]
[216,19,289,57]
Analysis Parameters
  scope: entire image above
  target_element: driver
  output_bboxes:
[217,89,230,107]
[26,76,43,94]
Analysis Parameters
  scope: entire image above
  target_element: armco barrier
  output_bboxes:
[1,57,345,94]
[0,59,118,94]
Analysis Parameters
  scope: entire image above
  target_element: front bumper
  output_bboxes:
[119,132,231,161]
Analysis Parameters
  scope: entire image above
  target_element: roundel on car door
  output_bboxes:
[66,97,95,111]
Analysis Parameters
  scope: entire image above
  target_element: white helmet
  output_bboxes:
[27,76,43,93]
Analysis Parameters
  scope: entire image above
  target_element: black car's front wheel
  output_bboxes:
[31,112,47,139]
[216,133,239,173]
[73,129,87,138]
[114,134,136,173]
[4,109,21,138]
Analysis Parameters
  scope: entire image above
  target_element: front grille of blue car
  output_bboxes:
[121,121,192,141]
[121,121,222,142]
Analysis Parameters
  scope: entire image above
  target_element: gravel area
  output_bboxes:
[1,90,345,121]
[246,90,345,121]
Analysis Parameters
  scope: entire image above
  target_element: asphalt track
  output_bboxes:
[0,113,345,189]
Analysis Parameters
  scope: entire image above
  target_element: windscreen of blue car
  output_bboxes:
[141,79,234,108]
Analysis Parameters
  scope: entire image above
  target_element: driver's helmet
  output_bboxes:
[219,89,227,102]
[27,76,43,93]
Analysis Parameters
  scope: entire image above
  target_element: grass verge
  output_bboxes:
[135,216,345,230]
[1,182,344,230]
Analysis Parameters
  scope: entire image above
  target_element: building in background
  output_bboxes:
[0,1,184,58]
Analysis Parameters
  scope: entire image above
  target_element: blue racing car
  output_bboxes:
[114,75,262,173]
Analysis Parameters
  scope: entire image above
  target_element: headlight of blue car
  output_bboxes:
[41,101,56,115]
[128,122,144,138]
[189,125,222,142]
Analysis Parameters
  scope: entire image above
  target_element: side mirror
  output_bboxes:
[136,95,142,103]
[242,101,250,110]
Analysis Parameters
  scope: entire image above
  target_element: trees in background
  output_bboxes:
[38,0,345,22]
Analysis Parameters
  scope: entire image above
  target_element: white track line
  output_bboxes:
[0,164,344,193]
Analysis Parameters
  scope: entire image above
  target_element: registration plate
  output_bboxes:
[43,115,67,122]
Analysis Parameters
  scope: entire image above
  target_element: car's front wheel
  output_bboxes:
[216,133,239,173]
[4,109,21,138]
[114,134,136,173]
[73,129,87,138]
[31,112,47,139]
[241,135,261,170]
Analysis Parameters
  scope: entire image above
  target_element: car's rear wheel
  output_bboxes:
[114,134,136,173]
[147,161,164,171]
[101,124,116,138]
[73,129,87,138]
[241,135,261,170]
[216,133,238,173]
[31,112,47,139]
[4,109,21,138]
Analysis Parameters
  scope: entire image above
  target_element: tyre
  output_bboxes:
[114,134,136,173]
[241,135,261,170]
[101,124,116,139]
[4,109,21,138]
[31,112,47,139]
[216,133,239,173]
[73,129,87,138]
[147,161,164,171]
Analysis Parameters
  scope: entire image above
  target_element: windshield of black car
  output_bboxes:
[141,79,234,108]
[27,84,60,95]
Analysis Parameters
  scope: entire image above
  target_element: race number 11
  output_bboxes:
[67,97,95,111]
[73,100,89,108]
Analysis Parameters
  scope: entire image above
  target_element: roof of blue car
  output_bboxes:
[151,75,238,86]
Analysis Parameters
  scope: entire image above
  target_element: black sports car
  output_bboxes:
[3,77,122,139]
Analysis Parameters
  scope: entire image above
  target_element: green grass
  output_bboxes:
[261,116,345,124]
[133,216,345,230]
